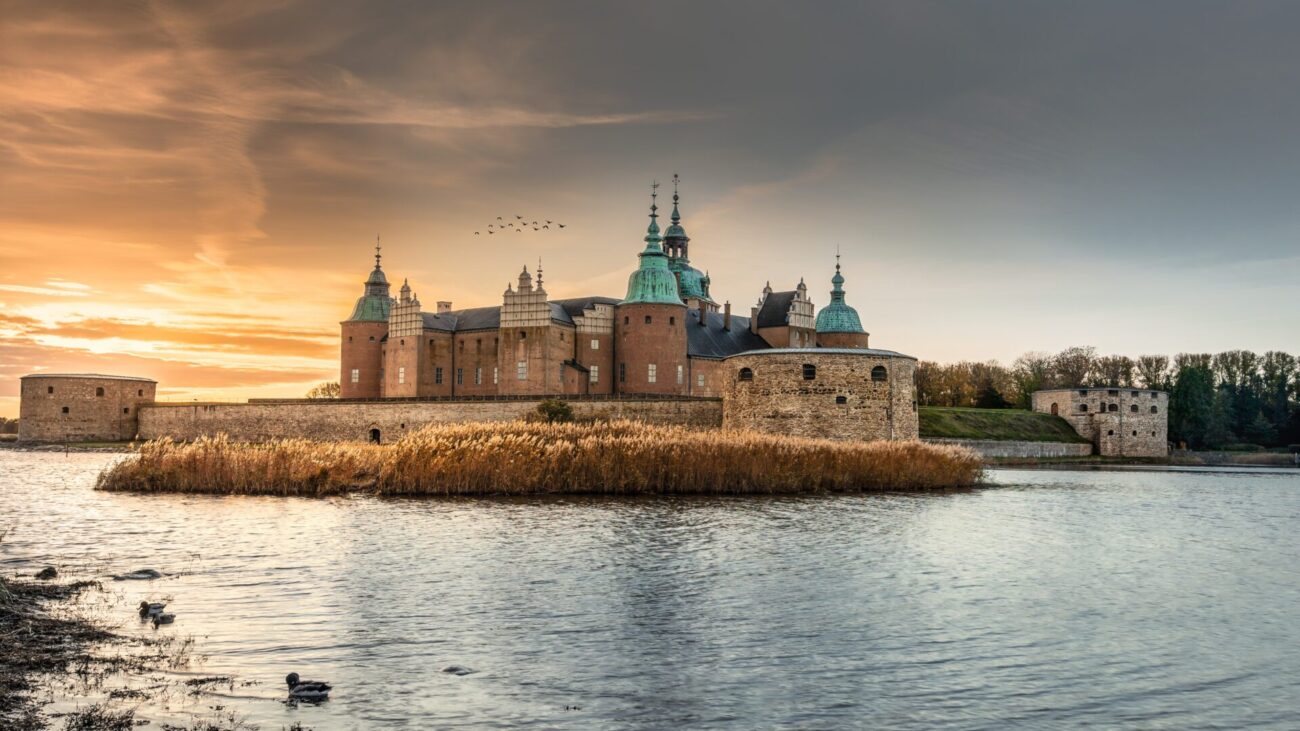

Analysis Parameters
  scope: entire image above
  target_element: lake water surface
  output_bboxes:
[2,450,1298,729]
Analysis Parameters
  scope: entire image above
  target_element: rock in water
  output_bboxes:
[113,568,164,581]
[442,666,475,676]
[34,566,58,580]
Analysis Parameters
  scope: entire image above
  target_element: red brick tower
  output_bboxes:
[340,240,392,398]
[615,185,688,395]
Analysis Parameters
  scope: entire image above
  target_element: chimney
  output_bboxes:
[750,305,758,334]
[724,301,732,331]
[697,304,707,326]
[437,301,452,314]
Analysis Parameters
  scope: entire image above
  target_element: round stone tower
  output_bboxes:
[18,373,157,443]
[814,255,870,349]
[616,186,687,395]
[340,241,393,398]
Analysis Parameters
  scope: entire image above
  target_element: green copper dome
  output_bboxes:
[621,191,683,306]
[346,248,393,322]
[815,261,865,333]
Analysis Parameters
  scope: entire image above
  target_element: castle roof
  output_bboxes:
[621,188,683,306]
[346,243,393,323]
[416,296,622,333]
[754,291,798,328]
[684,309,768,359]
[814,259,866,334]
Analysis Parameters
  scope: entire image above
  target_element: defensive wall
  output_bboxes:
[923,438,1094,459]
[139,396,722,443]
[1031,387,1169,457]
[18,374,157,443]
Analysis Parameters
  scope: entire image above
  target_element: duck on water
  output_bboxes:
[286,673,332,701]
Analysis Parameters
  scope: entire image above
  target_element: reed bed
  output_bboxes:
[95,421,983,497]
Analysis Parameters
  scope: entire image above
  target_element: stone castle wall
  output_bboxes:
[722,350,918,441]
[18,375,157,443]
[924,438,1094,459]
[1031,388,1168,457]
[138,397,722,443]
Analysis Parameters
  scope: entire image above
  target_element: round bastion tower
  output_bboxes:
[340,242,393,399]
[616,186,688,395]
[814,254,870,349]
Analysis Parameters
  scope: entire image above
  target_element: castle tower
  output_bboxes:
[384,278,426,397]
[663,174,717,314]
[814,253,870,348]
[498,265,557,395]
[340,240,392,398]
[616,184,688,394]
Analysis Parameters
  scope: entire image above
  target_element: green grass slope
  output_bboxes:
[919,407,1091,443]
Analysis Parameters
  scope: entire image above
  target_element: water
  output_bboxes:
[2,450,1298,730]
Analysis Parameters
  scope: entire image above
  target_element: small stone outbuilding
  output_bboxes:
[18,373,157,443]
[1031,387,1168,457]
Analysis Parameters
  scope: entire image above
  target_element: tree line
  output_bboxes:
[916,347,1300,449]
[0,417,17,435]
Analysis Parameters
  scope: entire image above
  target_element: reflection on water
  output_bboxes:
[2,450,1298,729]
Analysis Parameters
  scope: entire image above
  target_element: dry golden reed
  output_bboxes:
[95,421,983,497]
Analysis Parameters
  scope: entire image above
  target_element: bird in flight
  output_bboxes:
[558,223,566,228]
[488,230,495,234]
[474,231,480,235]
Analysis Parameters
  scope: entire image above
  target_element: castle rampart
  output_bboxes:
[1031,387,1168,457]
[18,374,157,443]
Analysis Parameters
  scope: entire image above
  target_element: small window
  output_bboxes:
[369,336,375,342]
[400,339,405,346]
[519,331,527,340]
[591,339,599,350]
[456,368,463,385]
[401,423,406,429]
[138,389,143,397]
[619,363,626,383]
[1151,406,1158,414]
[62,406,69,414]
[1131,391,1140,397]
[123,407,130,414]
[645,315,652,325]
[1132,430,1138,436]
[871,365,887,382]
[47,386,54,394]
[697,374,705,388]
[1108,403,1118,413]
[835,395,848,405]
[1130,404,1139,413]
[95,387,105,397]
[648,364,657,383]
[1108,389,1118,396]
[1151,431,1156,436]
[669,316,675,325]
[560,332,565,342]
[677,365,684,384]
[517,361,527,380]
[1108,429,1115,436]
[398,367,406,384]
[493,367,499,385]
[590,365,600,384]
[1079,404,1089,412]
[803,364,816,380]
[739,367,754,381]
[435,367,443,385]
[1078,389,1087,396]
[624,316,629,325]
[1050,403,1059,415]
[475,367,482,385]
[348,336,353,342]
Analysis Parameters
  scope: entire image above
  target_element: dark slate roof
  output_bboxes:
[755,291,797,328]
[685,309,771,359]
[417,296,619,333]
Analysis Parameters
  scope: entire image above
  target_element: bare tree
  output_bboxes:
[1050,346,1097,388]
[1135,355,1171,390]
[1094,355,1135,387]
[305,382,341,399]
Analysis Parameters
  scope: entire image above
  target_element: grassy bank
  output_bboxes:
[919,407,1090,443]
[95,421,983,496]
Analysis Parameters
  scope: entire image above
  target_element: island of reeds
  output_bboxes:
[94,421,982,497]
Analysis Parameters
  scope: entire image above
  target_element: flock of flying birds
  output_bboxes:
[474,215,567,235]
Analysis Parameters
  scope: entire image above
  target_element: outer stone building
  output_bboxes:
[18,373,157,443]
[1031,387,1168,457]
[722,349,918,441]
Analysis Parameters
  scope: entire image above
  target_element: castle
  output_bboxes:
[18,182,921,445]
[340,182,916,437]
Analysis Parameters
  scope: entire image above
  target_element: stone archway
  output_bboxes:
[368,427,381,444]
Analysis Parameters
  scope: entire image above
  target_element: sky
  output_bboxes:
[2,0,1299,417]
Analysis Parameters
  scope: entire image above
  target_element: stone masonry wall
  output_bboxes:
[138,397,722,443]
[924,438,1094,459]
[722,351,918,441]
[1032,388,1168,457]
[19,375,157,442]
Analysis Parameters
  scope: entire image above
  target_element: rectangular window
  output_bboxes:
[435,367,443,385]
[456,368,463,385]
[350,368,360,384]
[619,363,626,383]
[590,365,599,383]
[493,367,499,385]
[475,367,482,385]
[648,364,657,383]
[591,339,599,350]
[697,374,705,387]
[398,367,406,384]
[517,361,527,380]
[677,365,684,384]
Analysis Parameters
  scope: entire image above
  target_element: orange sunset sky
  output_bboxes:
[3,2,1299,418]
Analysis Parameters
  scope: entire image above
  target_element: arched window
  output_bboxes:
[1130,404,1139,413]
[1050,403,1059,415]
[835,395,847,405]
[1108,403,1118,412]
[802,364,816,380]
[1107,429,1115,436]
[738,367,754,381]
[1079,404,1089,412]
[368,428,381,444]
[871,365,887,382]
[95,387,105,397]
[400,339,405,346]
[1150,406,1158,414]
